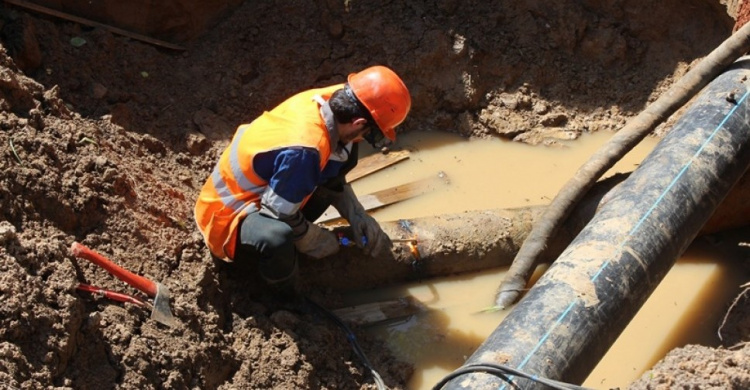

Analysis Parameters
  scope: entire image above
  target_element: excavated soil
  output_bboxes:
[0,0,748,389]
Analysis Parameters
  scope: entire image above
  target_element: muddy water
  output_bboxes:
[344,131,745,390]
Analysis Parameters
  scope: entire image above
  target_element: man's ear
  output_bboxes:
[352,117,368,128]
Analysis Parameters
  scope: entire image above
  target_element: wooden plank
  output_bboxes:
[346,150,410,182]
[332,296,425,326]
[5,0,186,51]
[315,172,450,223]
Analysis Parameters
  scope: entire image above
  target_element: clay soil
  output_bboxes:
[0,0,748,389]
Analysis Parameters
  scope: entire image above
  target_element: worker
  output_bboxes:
[194,65,411,293]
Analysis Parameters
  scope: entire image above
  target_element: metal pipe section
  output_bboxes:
[442,57,750,389]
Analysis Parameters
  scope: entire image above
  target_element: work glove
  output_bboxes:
[332,184,393,257]
[294,222,340,259]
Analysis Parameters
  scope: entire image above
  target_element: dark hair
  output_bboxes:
[329,85,386,147]
[329,85,375,125]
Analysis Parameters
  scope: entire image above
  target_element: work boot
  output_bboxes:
[259,254,300,300]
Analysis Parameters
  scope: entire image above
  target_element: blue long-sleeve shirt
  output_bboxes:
[253,145,352,214]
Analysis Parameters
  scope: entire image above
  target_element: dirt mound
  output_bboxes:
[0,0,747,389]
[0,40,407,387]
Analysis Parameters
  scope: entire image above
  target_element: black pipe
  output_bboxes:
[442,57,750,389]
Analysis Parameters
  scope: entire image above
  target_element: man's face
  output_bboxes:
[338,118,371,144]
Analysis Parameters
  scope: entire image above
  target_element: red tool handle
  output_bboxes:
[76,283,147,307]
[71,242,158,297]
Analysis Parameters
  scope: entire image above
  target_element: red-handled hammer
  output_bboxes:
[71,242,176,327]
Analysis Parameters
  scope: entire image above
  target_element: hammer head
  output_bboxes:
[151,283,176,327]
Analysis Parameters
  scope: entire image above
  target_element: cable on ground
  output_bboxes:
[304,296,387,390]
[432,363,596,390]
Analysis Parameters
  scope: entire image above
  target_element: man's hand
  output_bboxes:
[295,222,340,259]
[350,211,392,257]
[332,184,393,257]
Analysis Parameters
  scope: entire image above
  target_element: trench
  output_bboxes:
[2,1,745,389]
[338,130,747,390]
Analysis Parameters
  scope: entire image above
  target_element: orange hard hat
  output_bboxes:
[347,65,411,141]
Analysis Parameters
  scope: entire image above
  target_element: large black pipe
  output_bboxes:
[442,58,750,389]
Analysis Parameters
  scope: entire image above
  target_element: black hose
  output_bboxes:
[433,363,596,390]
[304,296,388,390]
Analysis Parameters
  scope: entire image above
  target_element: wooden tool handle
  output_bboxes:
[71,242,158,297]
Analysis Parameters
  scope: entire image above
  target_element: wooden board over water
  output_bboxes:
[346,150,410,182]
[316,172,449,223]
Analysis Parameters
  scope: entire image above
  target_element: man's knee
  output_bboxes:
[238,212,294,253]
[256,220,294,250]
[237,212,298,291]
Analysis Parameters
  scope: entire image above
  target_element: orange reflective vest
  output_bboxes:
[194,84,343,260]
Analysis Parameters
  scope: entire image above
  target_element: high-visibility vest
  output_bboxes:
[194,84,342,260]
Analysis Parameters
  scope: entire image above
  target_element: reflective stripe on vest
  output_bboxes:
[210,125,266,213]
